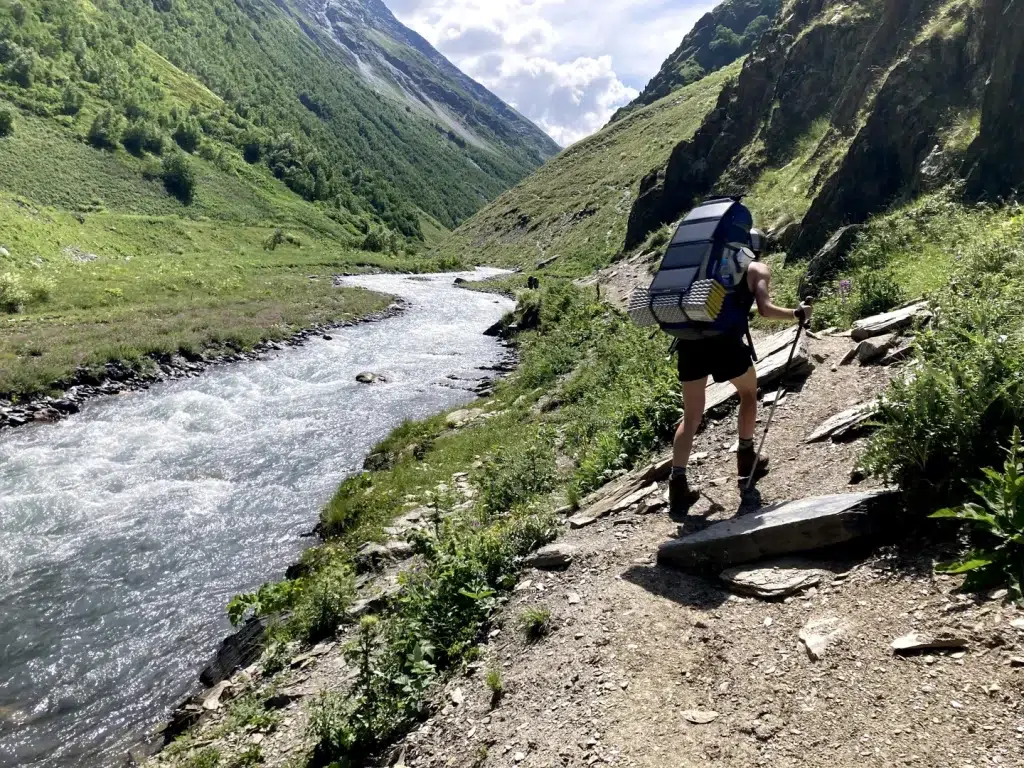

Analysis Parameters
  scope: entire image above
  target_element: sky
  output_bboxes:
[384,0,715,147]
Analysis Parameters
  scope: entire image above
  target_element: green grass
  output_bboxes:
[0,192,439,397]
[433,62,742,277]
[520,606,552,640]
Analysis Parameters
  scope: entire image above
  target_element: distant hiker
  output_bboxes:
[625,198,810,514]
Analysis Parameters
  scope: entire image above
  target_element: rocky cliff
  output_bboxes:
[610,0,781,123]
[624,0,1024,287]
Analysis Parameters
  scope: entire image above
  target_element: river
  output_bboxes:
[0,270,514,767]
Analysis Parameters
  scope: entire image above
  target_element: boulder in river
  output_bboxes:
[355,372,387,385]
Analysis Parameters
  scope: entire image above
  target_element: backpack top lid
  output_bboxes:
[649,198,754,298]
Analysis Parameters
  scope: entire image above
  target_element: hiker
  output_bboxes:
[668,237,811,513]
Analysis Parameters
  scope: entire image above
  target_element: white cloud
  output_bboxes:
[385,0,714,147]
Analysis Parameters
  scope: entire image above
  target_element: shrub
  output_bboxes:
[141,158,162,180]
[931,427,1024,601]
[182,748,220,768]
[263,228,285,251]
[485,666,504,694]
[7,49,34,88]
[161,153,197,204]
[122,120,164,156]
[87,109,126,150]
[0,272,29,313]
[863,240,1024,510]
[0,107,13,137]
[361,227,387,253]
[475,432,557,514]
[62,86,84,115]
[292,561,356,642]
[27,276,53,305]
[173,117,203,153]
[520,606,551,640]
[224,746,263,768]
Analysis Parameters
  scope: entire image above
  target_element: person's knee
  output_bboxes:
[682,411,703,436]
[738,387,757,406]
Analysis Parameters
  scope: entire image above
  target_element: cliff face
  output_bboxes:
[624,0,1024,285]
[611,0,782,123]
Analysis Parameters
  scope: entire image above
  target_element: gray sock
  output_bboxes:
[738,438,755,452]
[671,466,687,479]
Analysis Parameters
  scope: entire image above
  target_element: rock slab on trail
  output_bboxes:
[659,491,896,571]
[851,302,931,342]
[705,327,810,412]
[720,559,827,598]
[805,400,879,443]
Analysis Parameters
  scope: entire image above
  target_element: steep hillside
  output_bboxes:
[610,0,780,123]
[624,0,1024,281]
[435,64,741,277]
[0,0,558,400]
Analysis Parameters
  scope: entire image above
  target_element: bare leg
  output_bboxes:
[731,366,758,441]
[674,377,708,469]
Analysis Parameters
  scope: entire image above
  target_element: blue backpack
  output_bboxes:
[628,197,758,338]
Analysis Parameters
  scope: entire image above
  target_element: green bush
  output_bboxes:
[173,117,203,153]
[182,748,221,768]
[863,240,1024,510]
[161,152,197,204]
[0,107,13,137]
[87,109,126,150]
[224,745,263,768]
[0,273,29,313]
[520,606,551,640]
[292,560,356,642]
[931,427,1024,600]
[475,432,557,514]
[122,120,164,156]
[62,86,84,115]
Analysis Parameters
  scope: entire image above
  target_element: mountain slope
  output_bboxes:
[610,0,780,123]
[435,64,741,277]
[299,0,559,164]
[624,0,1024,273]
[0,0,554,400]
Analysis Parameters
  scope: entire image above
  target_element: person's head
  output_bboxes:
[749,228,767,258]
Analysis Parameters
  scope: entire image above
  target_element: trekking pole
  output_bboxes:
[746,314,809,492]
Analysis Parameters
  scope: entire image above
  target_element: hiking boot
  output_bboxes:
[669,472,701,519]
[737,446,769,485]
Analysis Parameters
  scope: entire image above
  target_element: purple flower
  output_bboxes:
[838,279,852,299]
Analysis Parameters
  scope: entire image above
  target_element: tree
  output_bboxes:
[61,86,84,115]
[122,120,164,156]
[172,117,202,153]
[161,152,196,204]
[88,109,126,150]
[0,107,13,138]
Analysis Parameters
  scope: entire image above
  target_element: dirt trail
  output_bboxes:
[393,335,1024,768]
[154,334,1024,768]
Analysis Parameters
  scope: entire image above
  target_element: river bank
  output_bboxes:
[0,271,514,768]
[0,292,408,435]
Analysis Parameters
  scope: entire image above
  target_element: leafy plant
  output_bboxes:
[87,109,126,150]
[0,272,29,313]
[182,747,221,768]
[931,427,1024,600]
[485,666,504,695]
[476,432,557,514]
[225,745,264,767]
[173,117,203,153]
[122,120,164,156]
[0,107,13,137]
[224,693,281,734]
[520,606,551,641]
[161,153,197,204]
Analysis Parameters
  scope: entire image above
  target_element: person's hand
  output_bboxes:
[795,302,813,327]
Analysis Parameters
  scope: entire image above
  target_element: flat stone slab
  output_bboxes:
[851,302,931,342]
[805,400,879,443]
[720,559,827,599]
[658,491,896,571]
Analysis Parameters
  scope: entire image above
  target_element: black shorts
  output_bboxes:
[676,334,754,384]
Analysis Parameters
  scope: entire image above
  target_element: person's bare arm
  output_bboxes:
[748,262,810,323]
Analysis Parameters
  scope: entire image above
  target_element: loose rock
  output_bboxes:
[525,543,577,570]
[683,710,720,725]
[892,631,969,654]
[720,560,826,599]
